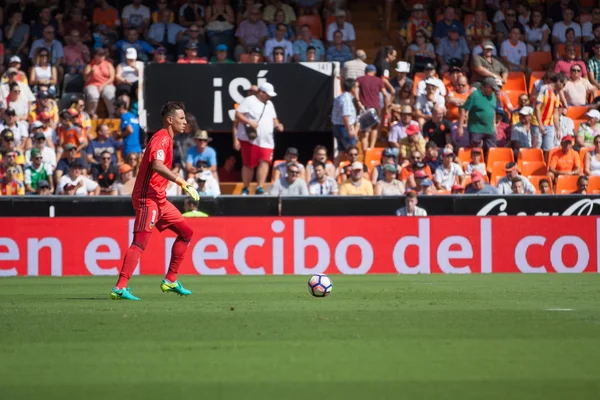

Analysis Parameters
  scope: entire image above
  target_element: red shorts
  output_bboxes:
[133,200,184,233]
[240,140,273,168]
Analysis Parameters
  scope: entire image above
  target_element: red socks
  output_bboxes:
[165,221,193,283]
[115,232,151,289]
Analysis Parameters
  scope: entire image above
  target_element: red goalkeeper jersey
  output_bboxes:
[132,129,173,207]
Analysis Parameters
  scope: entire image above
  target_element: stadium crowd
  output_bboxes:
[0,0,599,197]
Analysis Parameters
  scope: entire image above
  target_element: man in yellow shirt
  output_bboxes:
[339,161,374,195]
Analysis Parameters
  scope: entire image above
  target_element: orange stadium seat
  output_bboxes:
[556,175,580,194]
[437,189,450,194]
[521,161,547,177]
[504,90,525,108]
[271,160,285,182]
[490,161,506,186]
[368,159,380,175]
[546,147,561,170]
[517,148,545,172]
[527,53,552,73]
[580,147,594,167]
[337,161,350,183]
[486,147,514,174]
[458,147,485,165]
[413,72,426,95]
[297,15,322,38]
[555,44,581,59]
[528,70,546,94]
[505,72,527,92]
[589,176,600,192]
[364,148,384,167]
[566,106,589,120]
[528,175,553,194]
[573,119,585,133]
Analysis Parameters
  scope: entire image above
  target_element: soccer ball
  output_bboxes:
[308,274,332,297]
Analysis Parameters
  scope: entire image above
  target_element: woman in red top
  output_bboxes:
[83,47,116,118]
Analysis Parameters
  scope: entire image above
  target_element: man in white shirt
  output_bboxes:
[326,10,356,48]
[308,160,338,195]
[0,109,28,147]
[552,8,581,44]
[25,130,57,168]
[416,63,447,96]
[396,191,427,216]
[193,170,220,197]
[57,161,100,195]
[121,0,151,31]
[264,23,294,62]
[234,82,284,195]
[434,147,464,190]
[501,27,528,72]
[496,161,536,194]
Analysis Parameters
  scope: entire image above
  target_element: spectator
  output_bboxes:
[399,4,432,53]
[400,152,432,188]
[29,48,58,97]
[547,136,581,182]
[496,161,536,194]
[585,25,600,63]
[210,44,235,63]
[433,6,465,45]
[501,27,528,73]
[307,145,337,181]
[459,77,499,153]
[510,177,524,194]
[267,9,296,41]
[446,75,471,121]
[5,12,30,60]
[264,23,293,62]
[436,26,469,74]
[57,110,86,161]
[31,7,60,42]
[152,46,169,63]
[62,8,91,43]
[492,0,510,23]
[235,82,283,195]
[192,170,219,196]
[57,161,100,195]
[1,83,30,123]
[589,43,600,89]
[29,26,64,68]
[584,9,600,42]
[185,130,217,176]
[326,31,353,65]
[55,143,78,181]
[273,147,303,181]
[270,46,286,63]
[84,48,116,118]
[495,8,524,45]
[122,0,151,32]
[495,107,511,148]
[217,154,241,182]
[465,171,498,194]
[548,0,579,23]
[147,9,185,56]
[390,61,413,96]
[472,34,497,58]
[407,168,433,193]
[264,0,297,24]
[415,63,446,97]
[370,148,397,183]
[115,163,135,195]
[337,144,366,181]
[0,146,25,179]
[584,135,600,176]
[0,109,28,149]
[326,10,355,48]
[64,30,91,75]
[115,100,141,159]
[91,150,119,195]
[415,80,445,126]
[539,178,552,194]
[181,198,208,217]
[534,73,565,159]
[574,175,589,194]
[424,141,443,173]
[115,48,142,99]
[178,0,205,29]
[2,56,28,85]
[357,65,387,150]
[552,8,581,45]
[124,152,140,177]
[69,96,92,140]
[466,11,493,49]
[305,46,318,62]
[177,24,209,58]
[511,106,534,156]
[203,0,235,46]
[558,108,576,146]
[36,179,52,195]
[308,160,338,195]
[26,130,57,168]
[93,0,120,38]
[342,49,367,80]
[339,161,373,195]
[465,148,486,175]
[525,8,551,53]
[375,164,404,195]
[86,124,120,165]
[472,41,508,85]
[434,147,464,190]
[179,42,209,63]
[555,44,587,76]
[564,65,595,106]
[422,105,451,148]
[114,28,154,63]
[578,109,600,149]
[388,105,419,152]
[270,161,309,195]
[396,191,427,216]
[0,164,25,195]
[235,5,268,61]
[405,30,436,74]
[293,24,325,62]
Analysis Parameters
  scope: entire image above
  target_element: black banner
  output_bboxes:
[144,63,336,132]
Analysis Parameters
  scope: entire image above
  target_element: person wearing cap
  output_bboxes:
[434,147,465,191]
[273,147,304,181]
[415,80,445,126]
[331,79,359,165]
[36,179,51,195]
[270,161,309,196]
[0,129,26,166]
[399,123,427,160]
[466,11,493,49]
[325,9,355,48]
[0,146,25,181]
[451,184,464,194]
[210,44,235,64]
[308,160,338,195]
[114,28,154,63]
[459,76,500,152]
[464,171,498,194]
[511,106,535,155]
[293,24,325,62]
[54,143,78,181]
[399,3,433,52]
[339,161,374,196]
[152,46,169,64]
[462,148,485,176]
[178,41,209,64]
[433,7,465,45]
[472,34,497,58]
[191,170,220,196]
[388,105,419,154]
[185,130,217,176]
[390,61,413,94]
[472,40,508,84]
[357,64,388,149]
[0,107,28,150]
[235,82,283,195]
[548,135,582,181]
[176,24,209,59]
[182,198,209,217]
[396,191,427,216]
[563,62,596,106]
[342,49,367,80]
[370,147,396,184]
[375,163,404,196]
[444,65,463,93]
[496,161,536,194]
[326,30,353,66]
[1,56,28,85]
[90,150,119,195]
[265,23,294,62]
[436,26,470,74]
[29,90,59,130]
[534,73,566,158]
[114,163,135,195]
[115,48,144,100]
[57,160,100,195]
[235,5,269,61]
[0,163,25,196]
[147,9,185,54]
[83,47,116,118]
[24,146,54,194]
[26,129,57,168]
[415,63,446,97]
[577,109,600,148]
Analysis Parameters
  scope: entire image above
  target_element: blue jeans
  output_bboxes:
[333,125,356,152]
[532,125,554,151]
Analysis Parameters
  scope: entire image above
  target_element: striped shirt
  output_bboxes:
[588,57,600,83]
[331,92,357,126]
[466,22,493,41]
[342,58,367,80]
[400,19,433,44]
[536,84,561,127]
[308,176,339,195]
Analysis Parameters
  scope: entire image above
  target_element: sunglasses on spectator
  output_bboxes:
[196,138,208,142]
[571,68,581,72]
[69,148,77,152]
[33,156,42,160]
[102,157,111,160]
[288,169,299,175]
[457,83,467,87]
[348,152,358,156]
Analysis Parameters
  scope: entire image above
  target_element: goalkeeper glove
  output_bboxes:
[176,177,200,201]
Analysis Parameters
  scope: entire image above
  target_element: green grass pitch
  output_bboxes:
[1,275,600,400]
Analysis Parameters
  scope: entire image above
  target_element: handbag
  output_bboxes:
[246,103,266,140]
